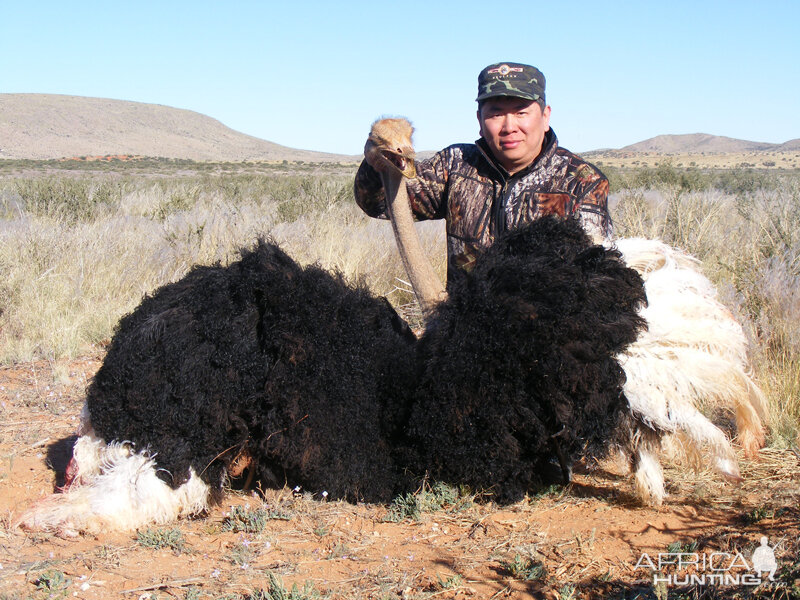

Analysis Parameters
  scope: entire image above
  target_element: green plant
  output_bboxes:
[555,584,577,600]
[383,481,472,522]
[499,554,546,581]
[435,573,463,590]
[666,540,699,554]
[13,177,122,224]
[228,540,257,567]
[222,505,269,533]
[136,527,188,553]
[246,572,320,600]
[743,506,774,524]
[531,483,564,500]
[34,569,71,599]
[384,492,421,522]
[183,587,202,600]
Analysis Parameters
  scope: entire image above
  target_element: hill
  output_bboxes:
[620,133,779,154]
[778,138,800,151]
[584,133,800,170]
[0,94,356,162]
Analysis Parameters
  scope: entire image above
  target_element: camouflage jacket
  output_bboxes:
[354,129,612,285]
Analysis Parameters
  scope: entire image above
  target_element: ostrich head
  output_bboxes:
[365,118,417,179]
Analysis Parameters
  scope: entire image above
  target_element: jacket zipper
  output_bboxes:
[492,180,512,239]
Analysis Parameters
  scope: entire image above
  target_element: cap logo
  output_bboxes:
[488,64,523,76]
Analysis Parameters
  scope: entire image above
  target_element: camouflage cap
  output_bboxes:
[476,62,546,105]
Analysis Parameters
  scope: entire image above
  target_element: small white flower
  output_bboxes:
[211,569,221,578]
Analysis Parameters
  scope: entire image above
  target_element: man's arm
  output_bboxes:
[354,151,449,221]
[565,159,613,242]
[575,177,613,243]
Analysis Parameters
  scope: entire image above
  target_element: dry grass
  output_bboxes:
[0,167,445,362]
[611,173,800,448]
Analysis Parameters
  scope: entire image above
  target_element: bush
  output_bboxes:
[12,177,123,223]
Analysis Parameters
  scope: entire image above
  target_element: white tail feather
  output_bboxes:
[615,237,766,504]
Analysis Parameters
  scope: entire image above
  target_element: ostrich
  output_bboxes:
[365,118,767,505]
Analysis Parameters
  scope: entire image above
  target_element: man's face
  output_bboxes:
[478,96,551,174]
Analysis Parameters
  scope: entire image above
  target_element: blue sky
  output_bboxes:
[2,1,798,154]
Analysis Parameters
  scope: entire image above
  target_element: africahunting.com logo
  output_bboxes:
[634,536,781,586]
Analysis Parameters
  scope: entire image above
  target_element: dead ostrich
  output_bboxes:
[21,127,649,535]
[365,118,768,506]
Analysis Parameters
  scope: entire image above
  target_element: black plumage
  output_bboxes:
[87,216,646,505]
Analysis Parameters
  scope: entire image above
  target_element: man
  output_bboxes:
[354,62,612,285]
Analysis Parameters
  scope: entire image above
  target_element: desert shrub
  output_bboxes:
[34,569,71,599]
[10,177,124,223]
[606,162,786,198]
[273,175,352,222]
[499,554,546,581]
[606,161,712,194]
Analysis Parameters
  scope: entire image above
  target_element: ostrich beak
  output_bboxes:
[367,134,417,179]
[380,145,417,179]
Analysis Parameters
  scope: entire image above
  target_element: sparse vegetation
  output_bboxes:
[222,504,292,533]
[136,527,189,553]
[2,159,800,599]
[499,553,546,581]
[250,573,320,600]
[33,569,71,599]
[666,540,700,554]
[384,481,473,522]
[0,162,444,362]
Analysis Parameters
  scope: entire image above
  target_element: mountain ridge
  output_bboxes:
[1,94,796,160]
[618,133,798,154]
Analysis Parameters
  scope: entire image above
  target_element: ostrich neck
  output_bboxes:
[380,170,446,318]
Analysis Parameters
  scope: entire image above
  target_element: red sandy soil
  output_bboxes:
[1,359,798,599]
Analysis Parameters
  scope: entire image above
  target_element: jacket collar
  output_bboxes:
[475,128,558,180]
